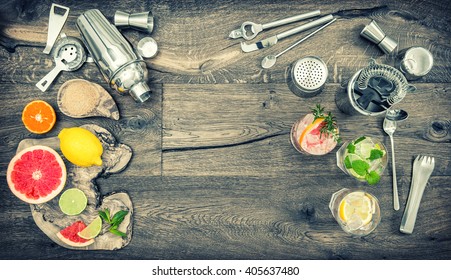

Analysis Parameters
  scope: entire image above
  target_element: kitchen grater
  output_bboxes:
[286,56,328,98]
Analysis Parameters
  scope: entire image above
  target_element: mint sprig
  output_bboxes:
[99,208,129,237]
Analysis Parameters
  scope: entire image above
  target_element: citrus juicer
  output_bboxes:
[36,35,87,92]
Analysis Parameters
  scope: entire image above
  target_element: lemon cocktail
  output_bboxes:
[329,188,381,235]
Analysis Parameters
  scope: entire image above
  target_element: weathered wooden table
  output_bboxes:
[0,0,450,259]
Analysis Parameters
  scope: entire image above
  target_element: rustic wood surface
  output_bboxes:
[0,0,450,259]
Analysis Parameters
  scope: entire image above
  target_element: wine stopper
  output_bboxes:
[114,11,154,34]
[360,20,397,54]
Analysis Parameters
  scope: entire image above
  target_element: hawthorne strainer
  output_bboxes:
[287,56,328,98]
[357,59,416,107]
[36,35,87,92]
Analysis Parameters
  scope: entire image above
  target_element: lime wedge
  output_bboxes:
[78,216,102,239]
[59,188,88,216]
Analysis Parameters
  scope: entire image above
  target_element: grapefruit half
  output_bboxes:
[7,145,66,204]
[57,221,94,247]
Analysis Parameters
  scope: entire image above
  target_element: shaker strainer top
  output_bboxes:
[292,56,328,92]
[52,35,86,71]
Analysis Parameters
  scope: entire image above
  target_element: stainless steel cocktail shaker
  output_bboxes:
[77,9,151,102]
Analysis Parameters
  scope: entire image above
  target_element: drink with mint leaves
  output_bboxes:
[336,136,387,185]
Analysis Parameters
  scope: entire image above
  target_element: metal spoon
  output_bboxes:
[383,109,409,211]
[261,18,336,69]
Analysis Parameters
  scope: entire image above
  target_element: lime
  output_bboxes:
[58,127,103,167]
[59,188,88,215]
[78,216,102,239]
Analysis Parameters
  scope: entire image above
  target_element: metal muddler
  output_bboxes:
[77,9,152,103]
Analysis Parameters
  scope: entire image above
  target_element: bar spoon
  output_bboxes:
[383,109,408,210]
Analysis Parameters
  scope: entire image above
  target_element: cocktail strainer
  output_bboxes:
[36,35,87,92]
[356,59,415,106]
[287,56,328,98]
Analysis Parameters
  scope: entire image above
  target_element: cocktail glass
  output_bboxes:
[290,113,339,155]
[329,188,381,236]
[336,136,387,185]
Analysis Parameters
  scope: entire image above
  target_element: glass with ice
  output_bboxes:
[329,188,381,236]
[290,105,340,155]
[336,136,387,185]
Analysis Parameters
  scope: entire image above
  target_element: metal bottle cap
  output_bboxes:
[137,37,158,58]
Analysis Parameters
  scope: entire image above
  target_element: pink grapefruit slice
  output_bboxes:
[57,221,94,247]
[7,145,66,204]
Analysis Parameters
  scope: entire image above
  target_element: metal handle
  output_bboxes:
[276,18,337,58]
[262,10,321,29]
[277,14,334,40]
[400,173,427,234]
[390,135,400,211]
[35,59,65,92]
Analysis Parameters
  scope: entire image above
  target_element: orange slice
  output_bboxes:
[298,117,324,145]
[22,100,56,134]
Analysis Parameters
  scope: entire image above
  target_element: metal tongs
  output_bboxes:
[400,155,435,234]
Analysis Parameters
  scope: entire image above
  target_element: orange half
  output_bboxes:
[22,100,56,134]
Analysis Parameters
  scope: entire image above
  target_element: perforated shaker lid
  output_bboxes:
[291,56,328,92]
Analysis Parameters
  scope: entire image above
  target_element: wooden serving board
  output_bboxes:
[17,124,134,250]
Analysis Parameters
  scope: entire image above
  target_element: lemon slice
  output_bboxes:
[339,192,373,228]
[78,216,102,239]
[59,188,88,216]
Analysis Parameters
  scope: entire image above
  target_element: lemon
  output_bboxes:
[59,188,88,216]
[339,192,373,227]
[78,216,102,239]
[58,127,103,167]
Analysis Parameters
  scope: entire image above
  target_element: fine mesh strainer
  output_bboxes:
[287,56,328,98]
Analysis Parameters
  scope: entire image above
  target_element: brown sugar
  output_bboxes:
[59,80,99,116]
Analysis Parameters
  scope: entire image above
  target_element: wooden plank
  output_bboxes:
[0,176,450,259]
[163,83,451,177]
[1,1,450,84]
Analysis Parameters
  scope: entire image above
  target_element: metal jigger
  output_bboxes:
[360,20,397,54]
[114,11,154,34]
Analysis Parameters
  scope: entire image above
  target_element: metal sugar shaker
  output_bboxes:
[286,56,328,98]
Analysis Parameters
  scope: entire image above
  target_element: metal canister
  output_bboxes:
[286,56,328,98]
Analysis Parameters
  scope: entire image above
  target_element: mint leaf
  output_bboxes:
[368,149,384,161]
[347,143,356,154]
[344,156,352,169]
[99,209,111,224]
[351,160,369,176]
[354,136,366,145]
[366,171,381,185]
[111,210,129,227]
[109,228,127,237]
